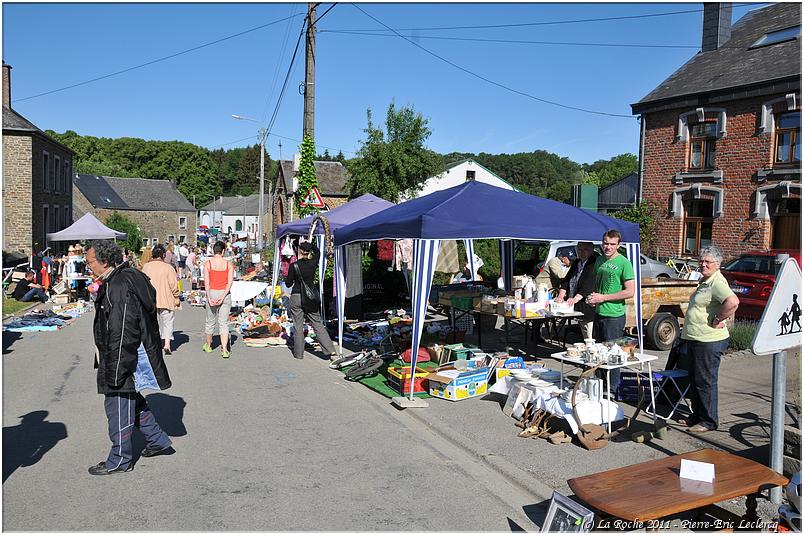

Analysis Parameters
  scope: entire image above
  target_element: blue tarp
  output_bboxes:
[276,193,394,239]
[334,181,639,245]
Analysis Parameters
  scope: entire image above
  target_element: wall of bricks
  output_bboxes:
[642,93,800,261]
[3,134,33,253]
[73,188,197,248]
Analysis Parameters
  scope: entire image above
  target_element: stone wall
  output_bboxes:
[3,134,32,253]
[31,135,74,253]
[641,93,800,260]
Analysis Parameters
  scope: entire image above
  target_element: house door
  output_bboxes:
[771,198,801,249]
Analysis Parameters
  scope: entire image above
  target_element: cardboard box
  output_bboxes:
[52,293,70,305]
[428,368,489,401]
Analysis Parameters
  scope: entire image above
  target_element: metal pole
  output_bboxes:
[770,350,786,504]
[258,127,265,253]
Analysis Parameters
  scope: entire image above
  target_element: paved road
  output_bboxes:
[3,305,543,531]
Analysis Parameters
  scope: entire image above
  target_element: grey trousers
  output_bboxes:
[289,293,336,359]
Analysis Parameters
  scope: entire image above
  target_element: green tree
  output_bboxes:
[105,212,143,253]
[613,200,660,255]
[346,104,442,201]
[295,135,320,218]
[583,153,638,188]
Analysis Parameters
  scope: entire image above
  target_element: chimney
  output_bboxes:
[3,61,11,108]
[701,3,732,52]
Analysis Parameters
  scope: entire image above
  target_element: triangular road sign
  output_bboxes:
[751,257,803,355]
[299,186,326,208]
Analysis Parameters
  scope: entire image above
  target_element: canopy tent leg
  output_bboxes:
[392,238,441,408]
[334,246,347,357]
[463,239,476,280]
[625,242,644,354]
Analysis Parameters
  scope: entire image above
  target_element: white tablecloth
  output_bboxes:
[230,281,270,303]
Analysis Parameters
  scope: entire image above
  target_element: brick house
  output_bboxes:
[273,159,349,230]
[631,3,801,260]
[73,174,197,248]
[2,62,75,255]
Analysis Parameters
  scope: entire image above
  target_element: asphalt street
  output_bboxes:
[3,302,799,531]
[3,304,544,531]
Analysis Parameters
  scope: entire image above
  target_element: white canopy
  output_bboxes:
[47,213,127,241]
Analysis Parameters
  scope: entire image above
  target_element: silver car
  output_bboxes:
[639,254,676,279]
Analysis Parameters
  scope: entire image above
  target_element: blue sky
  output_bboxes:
[3,2,768,164]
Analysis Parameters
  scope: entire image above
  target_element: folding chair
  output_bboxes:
[644,369,692,421]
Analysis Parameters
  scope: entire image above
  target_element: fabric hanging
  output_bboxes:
[406,239,441,399]
[345,244,363,298]
[316,234,328,321]
[434,240,459,273]
[394,239,413,271]
[269,239,281,311]
[625,242,644,354]
[377,240,395,261]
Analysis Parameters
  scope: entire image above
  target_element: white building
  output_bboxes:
[402,158,516,200]
[198,193,270,239]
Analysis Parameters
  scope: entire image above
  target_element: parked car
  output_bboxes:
[639,254,677,279]
[720,250,802,320]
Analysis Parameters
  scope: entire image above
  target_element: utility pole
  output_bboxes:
[258,126,265,252]
[303,2,316,140]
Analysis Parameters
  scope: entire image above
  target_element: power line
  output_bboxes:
[260,4,300,125]
[14,13,305,103]
[208,135,261,150]
[351,4,633,119]
[330,3,763,32]
[321,30,704,49]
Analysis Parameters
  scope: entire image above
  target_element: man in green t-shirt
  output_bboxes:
[586,230,635,396]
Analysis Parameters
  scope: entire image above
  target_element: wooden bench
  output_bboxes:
[568,449,788,526]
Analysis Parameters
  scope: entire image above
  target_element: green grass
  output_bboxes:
[2,297,35,317]
[729,320,757,351]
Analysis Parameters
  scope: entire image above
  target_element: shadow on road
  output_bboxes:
[145,393,187,437]
[172,331,190,351]
[2,331,22,354]
[3,410,67,482]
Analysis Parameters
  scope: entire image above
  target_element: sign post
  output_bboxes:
[751,257,802,504]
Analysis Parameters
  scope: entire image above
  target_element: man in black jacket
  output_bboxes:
[556,242,598,340]
[86,240,173,475]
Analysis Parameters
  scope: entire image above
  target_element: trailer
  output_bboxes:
[626,278,698,350]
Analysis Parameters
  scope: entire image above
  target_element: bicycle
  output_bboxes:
[666,257,699,279]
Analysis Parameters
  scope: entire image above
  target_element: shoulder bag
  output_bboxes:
[293,262,320,305]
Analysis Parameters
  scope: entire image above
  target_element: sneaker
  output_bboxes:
[88,461,132,476]
[201,343,213,353]
[140,445,175,458]
[221,350,230,359]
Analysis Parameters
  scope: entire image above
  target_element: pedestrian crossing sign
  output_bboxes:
[751,257,803,355]
[299,186,325,208]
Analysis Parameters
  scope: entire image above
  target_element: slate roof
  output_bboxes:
[277,160,349,196]
[199,194,270,215]
[2,106,39,131]
[633,3,801,113]
[75,174,195,212]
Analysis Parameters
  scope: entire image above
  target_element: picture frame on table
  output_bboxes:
[540,491,594,533]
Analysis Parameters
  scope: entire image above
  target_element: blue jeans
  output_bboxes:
[679,338,728,430]
[20,288,47,303]
[595,314,626,394]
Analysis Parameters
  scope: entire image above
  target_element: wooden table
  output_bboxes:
[568,449,788,524]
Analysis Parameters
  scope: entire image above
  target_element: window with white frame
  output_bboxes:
[179,216,187,230]
[168,235,175,243]
[774,111,801,164]
[42,153,50,191]
[689,121,718,170]
[143,238,149,246]
[751,25,801,49]
[683,199,714,256]
[179,235,186,244]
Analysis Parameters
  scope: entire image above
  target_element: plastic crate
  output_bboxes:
[618,371,661,402]
[387,366,429,395]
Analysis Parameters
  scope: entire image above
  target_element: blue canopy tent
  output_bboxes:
[333,181,643,404]
[270,194,395,319]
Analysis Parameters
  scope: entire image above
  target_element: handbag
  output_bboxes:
[293,262,320,305]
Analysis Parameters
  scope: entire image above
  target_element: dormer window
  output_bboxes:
[750,25,800,49]
[689,122,718,170]
[774,111,801,165]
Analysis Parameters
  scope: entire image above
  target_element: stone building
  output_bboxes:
[197,193,271,240]
[632,3,801,260]
[274,159,349,229]
[2,62,75,254]
[73,174,197,248]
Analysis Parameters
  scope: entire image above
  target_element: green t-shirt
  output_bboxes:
[681,270,735,342]
[594,253,634,317]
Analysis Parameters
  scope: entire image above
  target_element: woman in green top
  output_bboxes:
[679,245,739,433]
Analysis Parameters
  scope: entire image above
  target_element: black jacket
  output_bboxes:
[93,263,172,394]
[560,253,599,319]
[285,247,321,313]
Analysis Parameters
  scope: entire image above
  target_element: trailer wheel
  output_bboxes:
[646,313,680,351]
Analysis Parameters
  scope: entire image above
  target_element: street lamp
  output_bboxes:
[231,114,266,252]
